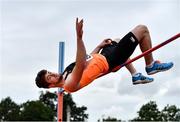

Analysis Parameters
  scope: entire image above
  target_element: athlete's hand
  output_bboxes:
[76,18,83,40]
[98,38,112,48]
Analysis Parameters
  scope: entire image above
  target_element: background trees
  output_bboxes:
[133,101,180,121]
[0,93,180,121]
[160,104,180,121]
[20,100,54,120]
[97,101,180,121]
[39,91,88,121]
[0,97,21,120]
[0,91,88,121]
[133,101,161,121]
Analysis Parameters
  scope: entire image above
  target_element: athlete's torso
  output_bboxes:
[63,53,109,92]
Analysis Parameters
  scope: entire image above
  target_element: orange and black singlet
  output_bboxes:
[63,54,109,92]
[63,32,139,92]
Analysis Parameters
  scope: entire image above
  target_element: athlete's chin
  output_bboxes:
[56,77,62,84]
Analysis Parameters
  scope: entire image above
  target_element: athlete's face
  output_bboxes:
[45,71,63,86]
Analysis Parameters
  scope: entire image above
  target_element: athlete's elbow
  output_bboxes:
[64,86,79,93]
[67,88,79,93]
[63,83,80,93]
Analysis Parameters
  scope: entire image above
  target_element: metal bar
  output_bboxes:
[120,33,180,68]
[57,42,65,122]
[100,33,180,77]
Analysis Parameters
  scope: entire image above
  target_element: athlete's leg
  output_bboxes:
[110,41,138,74]
[125,58,154,84]
[131,25,154,66]
[110,36,154,84]
[131,25,173,75]
[125,61,137,75]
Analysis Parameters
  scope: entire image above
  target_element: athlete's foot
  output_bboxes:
[132,73,154,85]
[146,60,174,75]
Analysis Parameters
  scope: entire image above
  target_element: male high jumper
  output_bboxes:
[35,18,173,93]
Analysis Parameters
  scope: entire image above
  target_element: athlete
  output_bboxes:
[35,18,173,93]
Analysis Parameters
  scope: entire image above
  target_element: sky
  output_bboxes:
[0,0,180,121]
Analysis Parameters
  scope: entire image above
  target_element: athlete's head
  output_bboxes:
[35,69,63,88]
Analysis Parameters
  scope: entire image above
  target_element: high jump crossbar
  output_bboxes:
[101,33,180,76]
[57,33,180,121]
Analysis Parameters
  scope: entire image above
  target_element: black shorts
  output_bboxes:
[100,32,139,70]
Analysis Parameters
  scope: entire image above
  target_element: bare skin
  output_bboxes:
[47,18,87,92]
[45,19,155,92]
[63,18,87,92]
[131,25,154,65]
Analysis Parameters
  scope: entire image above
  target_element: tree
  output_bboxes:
[39,91,57,117]
[0,97,21,121]
[160,104,180,121]
[133,101,180,121]
[39,91,88,121]
[0,91,88,121]
[20,100,54,121]
[133,101,161,121]
[63,93,88,121]
[102,116,121,122]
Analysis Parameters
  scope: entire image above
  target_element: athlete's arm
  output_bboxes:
[91,38,112,54]
[63,18,87,92]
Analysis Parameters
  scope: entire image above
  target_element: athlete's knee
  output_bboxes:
[131,24,149,41]
[135,24,149,33]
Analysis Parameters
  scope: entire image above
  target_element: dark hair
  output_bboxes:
[35,69,50,88]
